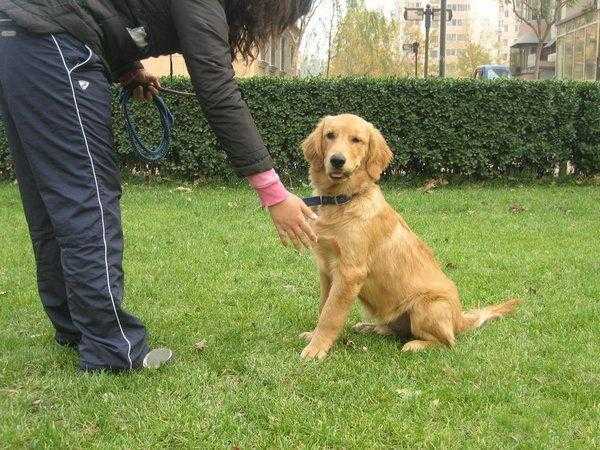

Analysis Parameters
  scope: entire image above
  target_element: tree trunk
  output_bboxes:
[535,41,544,80]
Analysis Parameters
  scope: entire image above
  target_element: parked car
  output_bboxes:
[473,65,512,80]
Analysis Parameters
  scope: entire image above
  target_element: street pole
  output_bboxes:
[439,0,447,77]
[414,43,419,78]
[424,4,432,77]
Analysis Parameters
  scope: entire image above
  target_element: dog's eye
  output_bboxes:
[326,132,336,140]
[351,137,362,144]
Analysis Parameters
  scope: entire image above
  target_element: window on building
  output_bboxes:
[585,24,597,80]
[574,28,586,80]
[262,42,272,64]
[271,37,282,70]
[270,38,278,67]
[556,38,564,78]
[563,33,574,79]
[281,36,287,73]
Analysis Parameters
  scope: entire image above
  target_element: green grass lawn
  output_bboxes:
[1,180,599,448]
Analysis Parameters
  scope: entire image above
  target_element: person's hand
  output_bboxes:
[122,69,161,101]
[268,194,318,251]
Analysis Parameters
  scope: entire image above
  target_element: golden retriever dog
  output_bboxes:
[299,114,519,360]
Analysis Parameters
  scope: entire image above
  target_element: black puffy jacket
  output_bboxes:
[0,0,273,177]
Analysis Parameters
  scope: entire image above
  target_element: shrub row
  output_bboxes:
[1,77,599,181]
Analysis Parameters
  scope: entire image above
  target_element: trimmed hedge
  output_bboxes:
[1,77,599,181]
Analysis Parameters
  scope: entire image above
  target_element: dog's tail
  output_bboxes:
[457,298,520,333]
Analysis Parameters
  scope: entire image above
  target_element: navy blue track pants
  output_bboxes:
[0,22,149,371]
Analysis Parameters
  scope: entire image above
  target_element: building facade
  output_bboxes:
[142,30,299,78]
[495,0,520,64]
[508,0,557,79]
[555,1,599,81]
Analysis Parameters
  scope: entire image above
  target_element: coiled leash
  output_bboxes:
[119,86,194,162]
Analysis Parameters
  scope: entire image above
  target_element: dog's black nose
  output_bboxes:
[330,153,346,169]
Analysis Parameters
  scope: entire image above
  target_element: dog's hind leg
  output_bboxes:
[401,297,456,353]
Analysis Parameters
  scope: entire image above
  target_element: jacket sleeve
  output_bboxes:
[114,61,144,83]
[170,0,274,177]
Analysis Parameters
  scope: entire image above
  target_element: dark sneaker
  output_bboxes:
[142,348,173,369]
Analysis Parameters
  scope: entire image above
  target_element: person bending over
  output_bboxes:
[0,0,316,372]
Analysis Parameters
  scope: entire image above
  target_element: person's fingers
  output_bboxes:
[298,217,317,243]
[275,226,289,247]
[144,88,153,101]
[301,202,318,221]
[153,77,162,88]
[293,226,313,250]
[133,86,144,101]
[148,86,159,96]
[286,228,303,252]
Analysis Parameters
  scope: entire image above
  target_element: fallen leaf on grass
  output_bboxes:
[194,340,207,352]
[0,388,19,396]
[396,388,422,400]
[31,399,43,412]
[509,203,527,214]
[282,284,297,293]
[82,422,100,436]
[175,186,192,193]
[422,178,448,193]
[342,338,355,348]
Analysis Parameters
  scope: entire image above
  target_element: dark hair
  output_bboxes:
[224,0,313,60]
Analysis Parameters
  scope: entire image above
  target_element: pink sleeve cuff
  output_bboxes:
[247,169,290,208]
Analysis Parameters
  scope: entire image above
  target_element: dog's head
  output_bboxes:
[302,114,393,191]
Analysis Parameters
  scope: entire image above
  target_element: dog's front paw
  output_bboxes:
[300,339,331,360]
[299,331,314,342]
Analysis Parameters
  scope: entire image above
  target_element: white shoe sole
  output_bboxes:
[142,348,173,369]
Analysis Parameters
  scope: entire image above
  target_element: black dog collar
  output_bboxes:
[302,195,353,207]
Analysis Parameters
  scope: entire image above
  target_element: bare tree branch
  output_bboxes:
[507,0,570,79]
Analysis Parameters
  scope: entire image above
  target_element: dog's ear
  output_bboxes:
[365,123,393,180]
[302,118,327,170]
